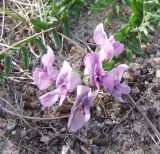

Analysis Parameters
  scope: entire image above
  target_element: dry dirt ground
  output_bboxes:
[0,1,160,154]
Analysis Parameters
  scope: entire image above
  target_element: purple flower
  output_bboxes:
[102,64,131,102]
[93,23,124,61]
[67,85,98,132]
[84,53,103,87]
[39,61,81,107]
[109,35,124,56]
[32,46,59,90]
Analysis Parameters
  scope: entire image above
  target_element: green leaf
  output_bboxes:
[50,3,58,15]
[115,24,130,41]
[128,38,144,55]
[7,28,54,49]
[21,46,29,70]
[0,53,5,60]
[139,31,149,42]
[114,32,124,41]
[35,38,47,54]
[126,49,133,62]
[62,18,70,37]
[47,16,57,25]
[120,25,130,34]
[0,70,4,81]
[130,0,143,14]
[50,30,62,50]
[4,55,12,76]
[31,18,48,30]
[130,14,139,25]
[130,0,138,14]
[122,0,131,6]
[75,6,80,23]
[103,60,115,71]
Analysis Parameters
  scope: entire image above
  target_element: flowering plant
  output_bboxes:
[32,23,131,132]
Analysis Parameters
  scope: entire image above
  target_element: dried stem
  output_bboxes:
[0,103,69,121]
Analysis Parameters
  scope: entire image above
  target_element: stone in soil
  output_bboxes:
[156,69,160,78]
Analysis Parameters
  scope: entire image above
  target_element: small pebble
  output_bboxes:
[140,68,148,75]
[91,145,98,154]
[40,135,50,143]
[11,131,16,135]
[156,51,160,57]
[135,57,143,63]
[153,57,160,65]
[144,81,149,85]
[134,70,141,77]
[97,123,101,127]
[122,141,130,151]
[6,123,16,132]
[156,69,160,78]
[61,127,67,133]
[96,106,102,112]
[150,54,155,58]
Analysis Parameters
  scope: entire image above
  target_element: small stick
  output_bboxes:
[0,103,69,121]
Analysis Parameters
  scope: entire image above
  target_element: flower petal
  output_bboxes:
[58,86,68,106]
[108,35,115,43]
[113,90,124,102]
[75,85,91,106]
[84,53,102,86]
[102,69,116,93]
[116,83,131,94]
[32,68,44,85]
[113,41,124,56]
[56,61,72,87]
[68,108,85,132]
[39,89,60,107]
[99,40,114,61]
[68,85,96,132]
[93,23,107,46]
[66,71,81,92]
[116,64,128,82]
[48,67,59,81]
[41,46,55,69]
[109,35,124,56]
[33,68,54,90]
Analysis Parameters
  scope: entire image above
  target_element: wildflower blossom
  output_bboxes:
[68,85,97,132]
[102,64,131,102]
[32,46,59,90]
[40,61,81,107]
[93,23,124,61]
[83,53,103,87]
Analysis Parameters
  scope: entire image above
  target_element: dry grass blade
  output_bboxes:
[58,32,84,51]
[127,94,160,142]
[0,27,55,54]
[8,0,37,6]
[142,123,160,150]
[0,0,5,40]
[111,82,159,131]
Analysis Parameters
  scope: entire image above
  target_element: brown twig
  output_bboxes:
[0,103,69,121]
[81,146,91,154]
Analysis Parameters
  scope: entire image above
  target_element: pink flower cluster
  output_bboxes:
[32,23,131,132]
